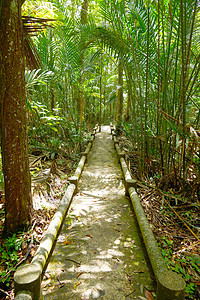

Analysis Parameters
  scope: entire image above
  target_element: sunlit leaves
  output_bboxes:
[25,69,53,90]
[22,0,62,20]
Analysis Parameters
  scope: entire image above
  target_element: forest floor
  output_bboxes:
[0,147,81,299]
[118,134,200,300]
[0,126,199,299]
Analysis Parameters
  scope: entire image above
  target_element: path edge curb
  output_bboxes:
[14,127,97,300]
[111,125,186,300]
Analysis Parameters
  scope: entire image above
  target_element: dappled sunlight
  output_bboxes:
[33,190,57,210]
[78,260,113,273]
[96,248,125,259]
[114,238,121,245]
[42,128,155,299]
[83,170,120,180]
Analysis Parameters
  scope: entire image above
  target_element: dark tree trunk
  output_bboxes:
[0,0,32,232]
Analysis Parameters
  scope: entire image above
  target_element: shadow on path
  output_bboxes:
[42,126,155,300]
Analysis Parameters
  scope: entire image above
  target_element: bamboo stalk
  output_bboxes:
[180,0,187,179]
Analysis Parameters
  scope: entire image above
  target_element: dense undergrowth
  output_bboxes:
[118,123,200,300]
[0,103,94,299]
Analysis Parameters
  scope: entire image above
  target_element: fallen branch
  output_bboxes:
[164,198,199,241]
[173,240,200,254]
[137,180,199,241]
[137,181,188,203]
[125,290,135,297]
[172,235,195,240]
[0,287,10,297]
[65,258,81,265]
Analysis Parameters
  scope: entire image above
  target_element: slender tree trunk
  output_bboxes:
[125,68,132,122]
[49,29,55,112]
[80,0,88,24]
[157,0,165,177]
[99,54,102,132]
[186,0,197,78]
[116,53,123,133]
[180,0,186,179]
[79,60,85,127]
[0,0,32,232]
[78,0,89,129]
[50,86,55,112]
[142,4,150,170]
[103,63,107,123]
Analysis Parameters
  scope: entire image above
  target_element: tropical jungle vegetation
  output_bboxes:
[0,0,199,299]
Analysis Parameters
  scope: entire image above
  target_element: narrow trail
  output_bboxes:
[42,126,155,299]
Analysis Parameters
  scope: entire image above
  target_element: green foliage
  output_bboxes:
[0,152,4,192]
[27,97,90,159]
[25,69,54,91]
[1,0,199,295]
[0,233,24,285]
[0,207,5,232]
[121,122,135,138]
[158,236,199,299]
[28,101,63,144]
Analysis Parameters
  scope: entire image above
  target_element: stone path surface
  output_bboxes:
[42,126,155,299]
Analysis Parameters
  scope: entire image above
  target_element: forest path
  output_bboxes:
[42,126,155,299]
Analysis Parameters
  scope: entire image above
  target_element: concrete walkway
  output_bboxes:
[42,126,155,299]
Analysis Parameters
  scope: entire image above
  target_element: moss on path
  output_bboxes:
[42,126,155,299]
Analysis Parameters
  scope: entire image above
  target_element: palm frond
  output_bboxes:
[25,69,53,91]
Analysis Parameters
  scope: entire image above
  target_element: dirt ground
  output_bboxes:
[42,126,155,299]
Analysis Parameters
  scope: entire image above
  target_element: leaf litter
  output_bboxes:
[118,133,200,299]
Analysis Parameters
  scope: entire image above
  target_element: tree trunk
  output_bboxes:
[180,0,186,179]
[80,0,89,24]
[125,69,132,122]
[0,0,32,232]
[79,0,89,128]
[50,85,55,112]
[99,54,102,132]
[116,53,123,134]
